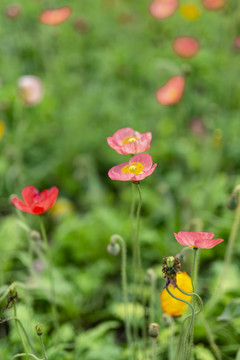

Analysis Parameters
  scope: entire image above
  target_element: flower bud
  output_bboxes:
[107,242,120,256]
[162,256,181,288]
[29,230,41,241]
[226,193,238,210]
[9,286,17,299]
[166,256,175,268]
[148,322,160,338]
[145,268,157,283]
[35,323,42,336]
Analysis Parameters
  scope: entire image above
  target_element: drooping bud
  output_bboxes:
[35,323,43,336]
[226,193,238,210]
[145,268,157,283]
[107,242,120,256]
[162,256,181,288]
[9,286,17,299]
[148,322,160,338]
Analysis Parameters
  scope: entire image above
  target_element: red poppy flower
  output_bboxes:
[174,231,224,249]
[172,36,200,58]
[39,6,72,26]
[156,76,185,105]
[12,186,59,215]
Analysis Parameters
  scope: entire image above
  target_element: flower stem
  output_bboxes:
[151,338,157,360]
[166,286,194,360]
[110,235,133,360]
[13,305,30,359]
[11,354,42,360]
[207,189,240,312]
[39,336,48,360]
[39,219,59,339]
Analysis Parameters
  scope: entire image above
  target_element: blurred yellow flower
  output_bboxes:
[50,198,74,218]
[179,4,201,20]
[0,121,5,140]
[160,272,193,316]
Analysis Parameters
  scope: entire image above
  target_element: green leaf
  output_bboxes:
[217,299,240,321]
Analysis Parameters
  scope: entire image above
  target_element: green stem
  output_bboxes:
[166,286,194,360]
[39,219,59,337]
[150,273,156,323]
[13,305,30,359]
[39,336,48,360]
[151,338,157,360]
[207,190,240,312]
[187,248,199,359]
[0,282,37,303]
[11,354,43,360]
[169,317,175,360]
[110,235,133,360]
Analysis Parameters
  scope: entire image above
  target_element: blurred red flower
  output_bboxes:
[39,6,72,25]
[202,0,226,10]
[12,186,59,215]
[174,231,224,249]
[156,76,185,105]
[107,127,152,155]
[173,36,200,58]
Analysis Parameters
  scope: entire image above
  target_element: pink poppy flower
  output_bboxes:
[18,75,44,106]
[5,4,22,19]
[174,231,224,249]
[39,6,72,25]
[234,36,240,49]
[108,154,157,181]
[172,36,200,58]
[107,127,152,155]
[149,0,179,20]
[156,76,185,106]
[12,186,59,215]
[202,0,226,10]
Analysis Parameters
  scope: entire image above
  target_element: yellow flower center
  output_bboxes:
[179,4,201,20]
[121,162,144,175]
[122,136,140,145]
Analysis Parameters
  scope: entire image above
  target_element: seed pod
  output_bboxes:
[107,242,120,256]
[226,194,238,210]
[148,322,160,338]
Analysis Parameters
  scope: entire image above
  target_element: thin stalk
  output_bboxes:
[0,282,37,303]
[207,190,240,312]
[110,235,133,360]
[169,317,175,360]
[150,274,156,323]
[151,338,157,360]
[166,286,194,360]
[39,336,48,360]
[39,219,59,337]
[199,313,222,360]
[188,248,199,359]
[13,304,30,359]
[11,354,42,360]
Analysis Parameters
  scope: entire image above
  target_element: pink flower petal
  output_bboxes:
[18,75,44,106]
[130,154,153,171]
[113,127,135,145]
[234,35,240,49]
[156,76,185,106]
[173,36,200,58]
[121,140,150,154]
[149,0,179,19]
[39,6,72,26]
[135,163,157,180]
[202,0,226,10]
[174,231,224,249]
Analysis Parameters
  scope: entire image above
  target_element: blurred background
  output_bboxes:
[0,0,240,359]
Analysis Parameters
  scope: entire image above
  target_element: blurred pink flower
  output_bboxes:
[39,6,72,25]
[156,76,185,105]
[234,36,240,49]
[108,154,157,181]
[149,0,179,20]
[173,36,200,58]
[107,127,152,155]
[5,4,22,19]
[18,75,44,106]
[174,231,224,249]
[202,0,226,10]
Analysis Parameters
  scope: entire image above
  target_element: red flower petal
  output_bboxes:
[173,36,200,58]
[149,0,179,19]
[22,185,39,206]
[156,76,185,105]
[11,197,32,213]
[202,0,226,10]
[39,6,72,26]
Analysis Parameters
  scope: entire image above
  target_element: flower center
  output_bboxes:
[121,162,144,175]
[122,136,140,145]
